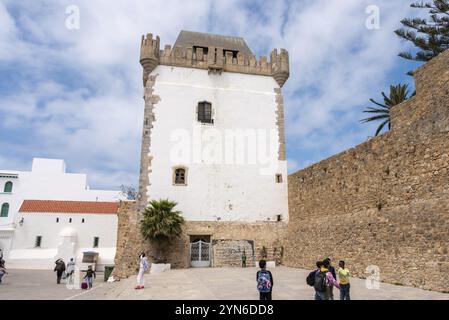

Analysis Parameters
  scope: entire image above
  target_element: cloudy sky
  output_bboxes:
[0,0,423,189]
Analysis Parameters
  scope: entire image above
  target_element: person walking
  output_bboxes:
[135,252,150,290]
[66,258,76,285]
[54,258,66,284]
[256,260,274,300]
[83,265,96,289]
[337,260,351,300]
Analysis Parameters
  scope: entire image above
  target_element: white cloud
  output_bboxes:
[0,0,419,187]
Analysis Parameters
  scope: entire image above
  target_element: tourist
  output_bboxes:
[66,258,76,285]
[242,250,247,268]
[306,261,322,287]
[323,258,337,300]
[84,265,96,289]
[256,260,273,300]
[54,258,66,284]
[0,264,7,284]
[337,260,351,300]
[314,259,340,300]
[135,252,150,290]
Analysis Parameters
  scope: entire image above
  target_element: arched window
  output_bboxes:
[3,181,12,193]
[0,203,9,217]
[197,101,213,124]
[173,167,187,185]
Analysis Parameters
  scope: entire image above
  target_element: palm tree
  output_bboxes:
[360,84,411,136]
[140,199,185,263]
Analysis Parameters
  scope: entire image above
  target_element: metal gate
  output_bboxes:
[190,240,211,267]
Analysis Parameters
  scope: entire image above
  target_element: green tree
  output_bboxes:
[395,0,449,62]
[140,199,185,263]
[360,84,411,136]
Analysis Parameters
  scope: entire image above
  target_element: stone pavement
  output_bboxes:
[1,267,448,300]
[0,268,112,300]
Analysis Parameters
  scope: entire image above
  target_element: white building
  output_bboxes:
[0,158,124,270]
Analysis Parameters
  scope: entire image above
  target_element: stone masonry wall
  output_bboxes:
[284,50,449,292]
[113,200,287,279]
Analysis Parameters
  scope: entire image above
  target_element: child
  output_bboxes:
[337,260,350,300]
[256,260,273,300]
[314,260,340,300]
[323,258,336,300]
[135,252,150,289]
[84,265,96,289]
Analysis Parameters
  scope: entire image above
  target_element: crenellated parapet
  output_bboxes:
[139,32,290,87]
[140,33,160,85]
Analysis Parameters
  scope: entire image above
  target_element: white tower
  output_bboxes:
[137,31,290,224]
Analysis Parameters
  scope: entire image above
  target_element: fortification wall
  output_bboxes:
[113,201,287,279]
[284,49,449,292]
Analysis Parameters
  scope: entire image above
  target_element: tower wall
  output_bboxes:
[146,65,288,222]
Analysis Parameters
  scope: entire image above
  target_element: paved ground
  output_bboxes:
[1,267,448,300]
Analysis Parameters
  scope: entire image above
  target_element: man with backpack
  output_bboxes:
[313,260,340,300]
[54,258,66,284]
[256,260,273,300]
[306,261,322,287]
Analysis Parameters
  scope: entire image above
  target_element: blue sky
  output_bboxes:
[0,0,424,189]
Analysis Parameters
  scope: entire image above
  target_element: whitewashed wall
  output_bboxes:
[8,212,118,270]
[0,158,123,265]
[148,66,288,222]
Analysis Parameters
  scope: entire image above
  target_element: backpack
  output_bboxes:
[257,270,272,293]
[306,270,316,286]
[314,271,327,292]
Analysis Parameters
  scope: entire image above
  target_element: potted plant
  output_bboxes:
[140,199,185,273]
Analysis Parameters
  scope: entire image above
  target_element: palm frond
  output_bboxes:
[375,119,390,136]
[361,83,411,136]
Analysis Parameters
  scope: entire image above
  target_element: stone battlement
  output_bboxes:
[139,32,289,87]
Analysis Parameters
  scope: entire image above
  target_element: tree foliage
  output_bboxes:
[360,84,411,136]
[395,0,449,62]
[140,199,185,244]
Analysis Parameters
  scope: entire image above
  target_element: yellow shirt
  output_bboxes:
[337,267,350,285]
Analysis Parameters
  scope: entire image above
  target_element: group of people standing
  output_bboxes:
[255,257,350,300]
[53,258,96,289]
[307,258,351,300]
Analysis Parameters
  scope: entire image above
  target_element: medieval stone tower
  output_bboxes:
[114,31,290,275]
